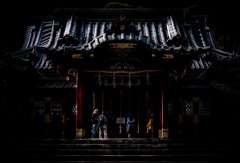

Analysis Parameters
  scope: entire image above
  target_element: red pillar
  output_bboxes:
[76,71,84,138]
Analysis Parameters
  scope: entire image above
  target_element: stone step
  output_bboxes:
[4,138,237,162]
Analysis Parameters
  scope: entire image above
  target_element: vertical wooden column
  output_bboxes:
[76,71,84,138]
[159,77,169,139]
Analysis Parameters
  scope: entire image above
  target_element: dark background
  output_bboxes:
[0,0,239,53]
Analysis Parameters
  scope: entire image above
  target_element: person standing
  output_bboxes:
[98,110,108,138]
[91,109,99,138]
[146,113,153,138]
[126,113,134,138]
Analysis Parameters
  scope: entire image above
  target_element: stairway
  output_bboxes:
[3,137,238,163]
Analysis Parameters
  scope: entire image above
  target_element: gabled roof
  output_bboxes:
[2,7,238,80]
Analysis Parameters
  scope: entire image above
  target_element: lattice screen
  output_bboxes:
[197,98,210,116]
[32,98,46,117]
[49,98,63,116]
[181,98,194,116]
[167,101,174,116]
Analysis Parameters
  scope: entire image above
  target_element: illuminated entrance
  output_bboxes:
[81,69,163,138]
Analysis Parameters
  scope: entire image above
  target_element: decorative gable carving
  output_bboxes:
[106,14,140,35]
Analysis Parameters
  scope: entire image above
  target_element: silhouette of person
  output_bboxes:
[98,110,108,138]
[91,109,99,138]
[126,113,134,138]
[146,113,153,138]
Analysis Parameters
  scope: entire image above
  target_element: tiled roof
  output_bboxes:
[24,15,212,52]
[12,8,238,76]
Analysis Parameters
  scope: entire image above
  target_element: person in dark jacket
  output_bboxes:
[91,109,99,138]
[126,113,134,138]
[98,110,108,138]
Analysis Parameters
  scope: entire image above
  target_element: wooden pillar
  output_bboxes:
[159,77,169,139]
[76,71,84,138]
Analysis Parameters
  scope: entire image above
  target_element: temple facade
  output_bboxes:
[0,7,237,140]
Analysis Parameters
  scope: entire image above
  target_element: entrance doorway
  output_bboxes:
[82,72,162,138]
